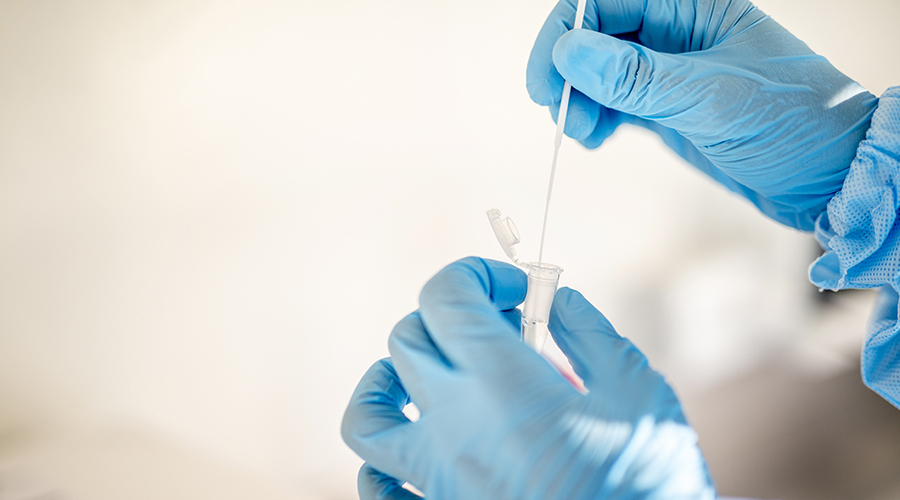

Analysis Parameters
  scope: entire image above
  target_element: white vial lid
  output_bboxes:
[486,209,521,264]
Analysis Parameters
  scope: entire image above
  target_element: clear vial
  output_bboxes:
[487,209,564,353]
[521,262,563,353]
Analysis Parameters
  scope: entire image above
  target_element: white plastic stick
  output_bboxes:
[537,0,588,265]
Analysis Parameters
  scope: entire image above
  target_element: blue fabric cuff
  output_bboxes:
[809,86,900,410]
[810,86,900,290]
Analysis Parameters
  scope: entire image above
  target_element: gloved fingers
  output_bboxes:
[388,312,451,413]
[418,257,531,371]
[526,0,707,109]
[552,29,702,119]
[548,287,636,391]
[357,464,423,500]
[526,0,600,107]
[578,106,627,149]
[390,259,555,414]
[341,358,422,484]
[549,288,687,420]
[500,307,523,333]
[548,87,601,141]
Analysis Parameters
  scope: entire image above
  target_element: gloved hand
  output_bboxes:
[526,0,878,231]
[341,257,715,499]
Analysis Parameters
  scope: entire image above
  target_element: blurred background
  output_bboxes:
[1,0,899,499]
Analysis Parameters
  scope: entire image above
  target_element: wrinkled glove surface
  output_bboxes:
[527,0,877,230]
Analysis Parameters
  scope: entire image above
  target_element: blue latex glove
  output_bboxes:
[526,0,878,231]
[341,257,715,499]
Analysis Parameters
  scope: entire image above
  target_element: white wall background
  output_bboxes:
[0,0,898,498]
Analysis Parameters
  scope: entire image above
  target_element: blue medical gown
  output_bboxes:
[809,86,900,409]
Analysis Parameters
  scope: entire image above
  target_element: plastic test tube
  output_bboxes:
[487,209,563,354]
[521,263,563,352]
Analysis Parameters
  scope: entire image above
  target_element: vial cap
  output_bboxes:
[486,209,520,263]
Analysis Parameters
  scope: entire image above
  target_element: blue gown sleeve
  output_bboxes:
[809,86,900,409]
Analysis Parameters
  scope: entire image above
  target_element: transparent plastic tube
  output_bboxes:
[487,209,563,353]
[521,263,563,353]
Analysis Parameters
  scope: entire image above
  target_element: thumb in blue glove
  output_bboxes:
[341,257,715,499]
[527,0,877,230]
